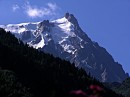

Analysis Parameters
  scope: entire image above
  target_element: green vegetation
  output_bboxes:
[0,70,32,97]
[0,28,124,97]
[105,78,130,97]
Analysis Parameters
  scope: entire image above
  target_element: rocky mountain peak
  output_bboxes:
[65,12,70,19]
[64,13,79,28]
[0,13,128,82]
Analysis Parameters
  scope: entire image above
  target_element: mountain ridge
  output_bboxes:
[0,13,128,82]
[0,28,124,97]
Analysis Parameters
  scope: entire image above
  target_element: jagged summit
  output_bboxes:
[0,13,128,82]
[65,12,70,18]
[65,13,79,28]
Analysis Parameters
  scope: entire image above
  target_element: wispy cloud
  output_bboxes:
[12,1,59,19]
[47,2,57,11]
[12,4,20,12]
[23,2,58,18]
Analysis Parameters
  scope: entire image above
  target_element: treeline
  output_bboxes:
[0,28,123,97]
[104,78,130,97]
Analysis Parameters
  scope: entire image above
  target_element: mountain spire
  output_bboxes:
[0,13,128,82]
[64,13,79,27]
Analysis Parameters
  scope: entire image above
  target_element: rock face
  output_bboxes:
[0,13,128,82]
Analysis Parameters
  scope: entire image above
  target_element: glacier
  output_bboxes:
[0,13,128,82]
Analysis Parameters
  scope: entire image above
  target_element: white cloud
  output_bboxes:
[47,3,57,11]
[12,4,20,12]
[24,1,58,18]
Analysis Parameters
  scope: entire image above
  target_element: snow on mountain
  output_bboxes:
[0,13,128,82]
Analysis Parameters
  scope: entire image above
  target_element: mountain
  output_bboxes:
[0,28,124,97]
[0,13,128,82]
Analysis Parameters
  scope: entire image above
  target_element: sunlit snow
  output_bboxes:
[0,16,82,54]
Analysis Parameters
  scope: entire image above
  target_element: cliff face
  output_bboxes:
[0,13,128,82]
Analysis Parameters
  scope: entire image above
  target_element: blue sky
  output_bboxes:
[0,0,130,74]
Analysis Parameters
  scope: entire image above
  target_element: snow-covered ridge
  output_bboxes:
[0,16,77,50]
[0,22,39,34]
[0,13,128,82]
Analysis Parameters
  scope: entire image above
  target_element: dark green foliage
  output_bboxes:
[105,78,130,97]
[0,28,124,97]
[0,70,32,97]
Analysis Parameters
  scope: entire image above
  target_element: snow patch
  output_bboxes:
[29,34,45,49]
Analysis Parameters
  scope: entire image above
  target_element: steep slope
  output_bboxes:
[0,13,128,82]
[0,28,124,97]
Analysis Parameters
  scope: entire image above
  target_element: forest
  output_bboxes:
[0,28,125,97]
